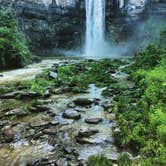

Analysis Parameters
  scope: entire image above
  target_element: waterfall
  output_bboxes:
[85,0,106,57]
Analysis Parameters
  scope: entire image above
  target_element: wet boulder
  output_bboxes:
[62,109,81,120]
[73,98,93,107]
[85,118,102,124]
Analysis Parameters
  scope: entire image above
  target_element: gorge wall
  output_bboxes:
[0,0,165,55]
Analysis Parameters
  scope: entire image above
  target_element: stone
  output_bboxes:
[64,146,74,154]
[50,120,59,126]
[76,137,94,144]
[77,128,99,138]
[44,90,51,98]
[73,98,93,107]
[25,129,35,137]
[105,137,115,144]
[85,118,102,124]
[35,105,51,112]
[5,108,28,116]
[49,71,58,79]
[55,115,74,125]
[108,113,116,121]
[56,158,68,166]
[2,128,14,143]
[30,120,50,128]
[0,120,8,126]
[43,129,56,135]
[0,91,40,99]
[29,115,51,128]
[62,109,81,120]
[101,101,113,109]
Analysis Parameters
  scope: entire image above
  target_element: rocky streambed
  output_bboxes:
[0,57,134,166]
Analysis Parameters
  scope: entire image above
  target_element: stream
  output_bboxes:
[0,57,133,166]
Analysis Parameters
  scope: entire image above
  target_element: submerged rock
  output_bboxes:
[85,118,102,124]
[62,109,81,120]
[55,115,74,125]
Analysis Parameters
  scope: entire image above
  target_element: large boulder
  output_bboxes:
[62,109,81,120]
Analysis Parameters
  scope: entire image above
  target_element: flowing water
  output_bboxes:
[0,58,135,165]
[0,58,77,85]
[85,0,107,57]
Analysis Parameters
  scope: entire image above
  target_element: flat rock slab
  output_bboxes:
[0,91,40,99]
[77,128,99,138]
[5,108,28,116]
[85,118,102,124]
[29,115,51,128]
[62,109,81,120]
[76,137,94,144]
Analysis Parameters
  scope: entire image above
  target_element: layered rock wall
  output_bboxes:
[0,0,165,55]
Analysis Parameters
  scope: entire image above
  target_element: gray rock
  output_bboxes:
[62,109,81,120]
[50,120,59,126]
[30,120,50,128]
[29,115,51,128]
[85,118,102,124]
[43,128,57,135]
[5,108,28,116]
[0,120,8,126]
[77,128,99,138]
[76,137,94,144]
[49,71,58,79]
[0,91,40,99]
[55,115,74,125]
[56,158,68,166]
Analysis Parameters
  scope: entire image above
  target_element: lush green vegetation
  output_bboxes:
[113,28,166,165]
[0,10,30,69]
[87,155,112,166]
[0,12,165,164]
[9,59,124,95]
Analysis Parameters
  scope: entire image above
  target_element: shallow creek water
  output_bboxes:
[0,58,133,165]
[0,58,78,84]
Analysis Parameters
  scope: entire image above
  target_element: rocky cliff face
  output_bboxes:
[0,0,85,55]
[0,0,165,55]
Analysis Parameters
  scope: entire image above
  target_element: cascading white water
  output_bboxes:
[85,0,106,57]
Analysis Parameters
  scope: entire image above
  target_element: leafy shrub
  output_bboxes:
[0,10,30,69]
[113,28,166,164]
